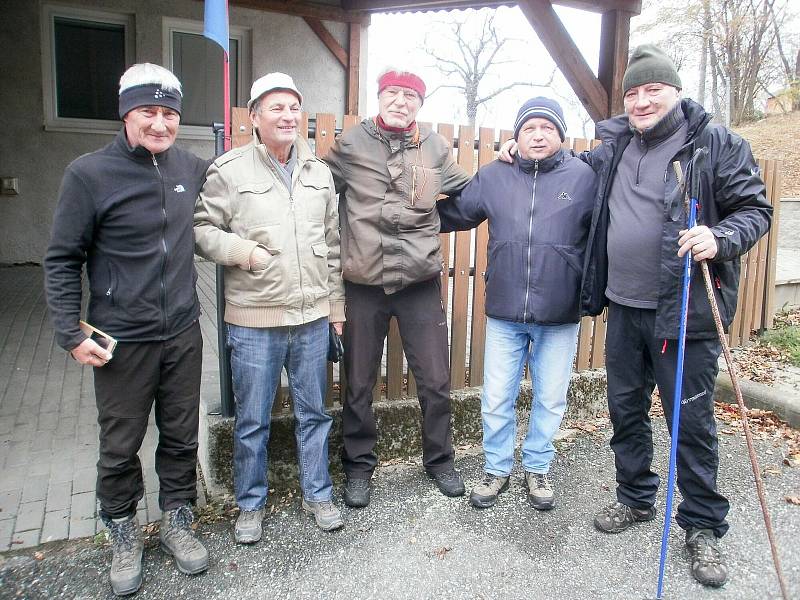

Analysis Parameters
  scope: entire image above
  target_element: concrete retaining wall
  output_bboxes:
[201,369,608,497]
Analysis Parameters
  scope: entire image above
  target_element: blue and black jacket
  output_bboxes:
[438,150,597,324]
[580,99,773,339]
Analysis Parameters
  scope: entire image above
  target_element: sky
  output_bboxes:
[365,5,602,137]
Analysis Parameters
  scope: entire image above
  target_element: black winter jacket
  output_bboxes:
[438,150,596,324]
[44,129,210,350]
[581,99,772,339]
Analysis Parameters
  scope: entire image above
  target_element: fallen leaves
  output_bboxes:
[33,551,44,560]
[785,495,800,506]
[431,545,452,560]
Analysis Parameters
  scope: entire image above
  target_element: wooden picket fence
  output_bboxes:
[228,108,782,409]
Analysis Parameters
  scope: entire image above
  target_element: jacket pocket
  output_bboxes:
[237,181,273,195]
[529,245,582,323]
[405,166,442,211]
[298,170,330,222]
[246,224,283,260]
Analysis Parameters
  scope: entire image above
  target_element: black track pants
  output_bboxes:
[605,302,729,537]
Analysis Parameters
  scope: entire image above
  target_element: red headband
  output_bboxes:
[378,71,426,100]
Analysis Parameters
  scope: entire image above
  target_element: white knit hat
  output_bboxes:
[247,72,302,110]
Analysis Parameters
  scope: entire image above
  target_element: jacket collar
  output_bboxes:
[596,98,712,147]
[363,117,432,150]
[516,148,564,173]
[114,127,171,162]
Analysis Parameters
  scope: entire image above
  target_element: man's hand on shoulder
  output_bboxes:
[498,139,517,163]
[71,338,113,367]
[678,226,718,262]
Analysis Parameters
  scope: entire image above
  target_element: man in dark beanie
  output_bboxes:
[438,97,596,512]
[44,63,211,595]
[579,45,772,587]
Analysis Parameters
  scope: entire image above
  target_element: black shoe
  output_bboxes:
[343,477,371,508]
[427,468,465,497]
[593,501,656,533]
[686,528,729,587]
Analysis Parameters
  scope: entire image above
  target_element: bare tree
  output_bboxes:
[635,0,796,124]
[423,10,554,125]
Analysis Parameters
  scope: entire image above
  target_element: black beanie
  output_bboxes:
[513,97,567,141]
[119,84,182,119]
[622,45,682,93]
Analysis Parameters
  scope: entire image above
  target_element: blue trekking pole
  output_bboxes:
[655,157,699,599]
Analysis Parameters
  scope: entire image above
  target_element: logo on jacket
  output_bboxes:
[558,191,572,202]
[174,184,185,193]
[154,88,166,99]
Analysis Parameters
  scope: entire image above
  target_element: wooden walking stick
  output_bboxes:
[672,160,789,600]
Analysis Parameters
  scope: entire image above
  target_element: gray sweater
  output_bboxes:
[606,104,688,308]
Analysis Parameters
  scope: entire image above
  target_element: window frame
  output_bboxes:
[41,4,135,134]
[162,17,251,141]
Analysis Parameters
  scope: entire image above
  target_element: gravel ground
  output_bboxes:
[1,417,798,600]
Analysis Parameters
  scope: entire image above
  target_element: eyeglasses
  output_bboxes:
[381,87,421,103]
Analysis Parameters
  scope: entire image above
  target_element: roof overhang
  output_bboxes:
[341,0,641,15]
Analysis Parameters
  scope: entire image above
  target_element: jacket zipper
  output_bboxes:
[288,169,305,321]
[523,160,538,321]
[152,154,168,337]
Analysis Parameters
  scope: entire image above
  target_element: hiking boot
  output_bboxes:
[685,528,729,587]
[104,514,143,596]
[234,508,264,544]
[343,477,371,508]
[593,501,656,533]
[469,473,510,509]
[159,504,209,575]
[302,499,344,531]
[428,468,466,497]
[524,472,556,510]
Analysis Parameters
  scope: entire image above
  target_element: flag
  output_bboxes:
[203,0,229,54]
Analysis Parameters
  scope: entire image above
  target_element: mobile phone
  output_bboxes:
[79,320,118,355]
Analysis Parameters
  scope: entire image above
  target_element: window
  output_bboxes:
[163,18,251,139]
[42,5,135,132]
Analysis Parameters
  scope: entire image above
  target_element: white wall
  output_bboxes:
[0,0,359,264]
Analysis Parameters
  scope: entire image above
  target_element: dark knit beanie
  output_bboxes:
[513,97,567,141]
[622,45,682,93]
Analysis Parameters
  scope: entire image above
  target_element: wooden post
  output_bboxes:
[347,23,362,115]
[763,160,783,329]
[598,9,631,118]
[449,125,475,390]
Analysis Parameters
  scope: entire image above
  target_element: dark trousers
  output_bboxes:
[93,322,202,520]
[606,302,729,537]
[341,278,455,477]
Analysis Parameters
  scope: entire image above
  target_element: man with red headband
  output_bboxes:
[326,67,471,507]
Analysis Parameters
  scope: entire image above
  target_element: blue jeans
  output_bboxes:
[227,318,333,510]
[481,317,579,476]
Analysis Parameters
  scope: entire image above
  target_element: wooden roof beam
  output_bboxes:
[304,17,349,67]
[342,0,641,16]
[518,0,608,122]
[227,0,371,24]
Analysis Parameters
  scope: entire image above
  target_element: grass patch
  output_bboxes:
[760,325,800,367]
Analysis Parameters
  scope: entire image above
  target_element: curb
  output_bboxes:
[714,371,800,429]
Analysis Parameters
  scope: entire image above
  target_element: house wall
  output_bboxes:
[0,0,365,264]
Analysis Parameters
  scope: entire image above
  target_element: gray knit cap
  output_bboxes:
[622,44,682,93]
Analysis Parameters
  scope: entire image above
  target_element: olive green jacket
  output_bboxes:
[194,135,344,327]
[326,118,471,294]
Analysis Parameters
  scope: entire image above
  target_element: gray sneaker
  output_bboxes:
[686,528,729,587]
[159,504,209,575]
[469,473,510,509]
[302,499,344,531]
[235,508,265,544]
[525,472,555,511]
[105,515,143,596]
[593,500,656,533]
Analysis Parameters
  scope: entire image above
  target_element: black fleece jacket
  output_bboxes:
[44,129,211,350]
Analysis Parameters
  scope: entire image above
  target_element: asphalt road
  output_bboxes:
[1,417,798,600]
